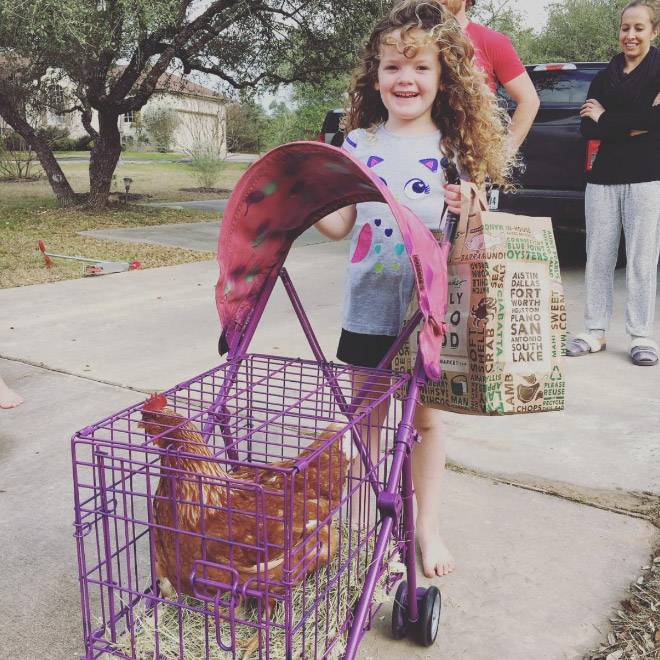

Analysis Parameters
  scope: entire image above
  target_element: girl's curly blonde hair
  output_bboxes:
[344,0,514,188]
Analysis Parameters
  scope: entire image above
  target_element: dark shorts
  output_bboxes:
[336,328,397,368]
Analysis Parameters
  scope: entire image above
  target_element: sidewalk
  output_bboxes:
[0,237,658,660]
[81,217,343,249]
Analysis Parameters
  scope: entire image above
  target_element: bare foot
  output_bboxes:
[416,517,455,578]
[0,380,23,409]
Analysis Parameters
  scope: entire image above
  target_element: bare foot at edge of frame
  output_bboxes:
[0,380,24,409]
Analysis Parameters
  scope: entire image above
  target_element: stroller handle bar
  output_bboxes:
[440,157,460,249]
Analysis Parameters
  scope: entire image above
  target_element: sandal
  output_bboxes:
[630,339,658,366]
[566,332,606,357]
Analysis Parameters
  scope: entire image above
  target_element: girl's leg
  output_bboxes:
[348,371,390,530]
[412,403,454,578]
[621,181,660,339]
[584,183,623,338]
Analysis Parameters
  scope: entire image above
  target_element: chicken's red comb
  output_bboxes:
[143,392,167,412]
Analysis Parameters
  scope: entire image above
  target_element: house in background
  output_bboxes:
[117,71,228,153]
[0,64,227,154]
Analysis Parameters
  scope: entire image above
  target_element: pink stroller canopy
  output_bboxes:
[216,141,449,381]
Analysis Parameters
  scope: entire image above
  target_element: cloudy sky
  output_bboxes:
[512,0,553,30]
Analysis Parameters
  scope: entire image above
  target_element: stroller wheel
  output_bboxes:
[417,585,441,647]
[391,581,409,640]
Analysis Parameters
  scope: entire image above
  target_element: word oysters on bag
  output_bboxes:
[394,181,566,416]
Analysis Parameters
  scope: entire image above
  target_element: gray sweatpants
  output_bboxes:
[584,181,660,339]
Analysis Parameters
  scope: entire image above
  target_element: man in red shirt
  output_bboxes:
[440,0,539,152]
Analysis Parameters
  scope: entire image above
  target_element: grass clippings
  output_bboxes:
[53,150,190,160]
[586,548,660,660]
[0,204,218,289]
[179,187,233,194]
[0,175,45,183]
[104,524,398,660]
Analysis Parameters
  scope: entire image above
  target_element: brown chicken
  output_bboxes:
[138,393,354,656]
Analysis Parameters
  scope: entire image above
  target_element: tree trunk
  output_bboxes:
[87,111,123,211]
[0,94,77,207]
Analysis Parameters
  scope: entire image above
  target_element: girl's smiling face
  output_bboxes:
[375,34,441,135]
[619,6,659,64]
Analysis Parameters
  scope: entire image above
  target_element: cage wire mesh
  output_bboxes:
[73,355,410,660]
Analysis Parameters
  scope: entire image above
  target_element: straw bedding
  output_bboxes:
[103,524,403,660]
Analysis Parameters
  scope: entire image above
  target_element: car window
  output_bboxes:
[498,69,601,106]
[322,111,343,134]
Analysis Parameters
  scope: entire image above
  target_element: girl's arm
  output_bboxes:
[315,204,357,240]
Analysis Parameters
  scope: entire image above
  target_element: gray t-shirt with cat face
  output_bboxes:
[341,124,445,335]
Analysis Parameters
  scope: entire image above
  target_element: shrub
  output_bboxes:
[36,125,70,147]
[74,135,94,150]
[3,131,24,152]
[0,133,43,179]
[186,141,227,188]
[142,108,180,153]
[52,137,78,151]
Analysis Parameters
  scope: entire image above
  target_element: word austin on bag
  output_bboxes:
[394,181,566,415]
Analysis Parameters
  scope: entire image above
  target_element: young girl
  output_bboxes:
[568,0,660,365]
[316,0,512,577]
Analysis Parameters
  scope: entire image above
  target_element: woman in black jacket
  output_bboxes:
[567,0,660,366]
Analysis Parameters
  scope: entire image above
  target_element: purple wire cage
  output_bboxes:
[72,142,448,660]
[72,355,415,660]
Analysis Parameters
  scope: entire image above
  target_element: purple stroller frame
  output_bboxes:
[72,142,451,660]
[220,263,429,659]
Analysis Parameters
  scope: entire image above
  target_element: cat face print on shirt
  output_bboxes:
[351,156,439,273]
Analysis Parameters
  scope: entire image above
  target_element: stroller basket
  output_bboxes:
[72,142,451,660]
[73,356,410,659]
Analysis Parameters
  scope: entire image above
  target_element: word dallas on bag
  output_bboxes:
[395,181,566,416]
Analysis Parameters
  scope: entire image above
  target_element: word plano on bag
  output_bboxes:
[394,181,566,416]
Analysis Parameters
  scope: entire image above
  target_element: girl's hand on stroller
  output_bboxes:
[316,205,357,241]
[443,182,463,215]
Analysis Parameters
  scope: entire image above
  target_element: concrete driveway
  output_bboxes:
[0,226,658,660]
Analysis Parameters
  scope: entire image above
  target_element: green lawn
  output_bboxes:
[53,150,189,160]
[0,159,249,289]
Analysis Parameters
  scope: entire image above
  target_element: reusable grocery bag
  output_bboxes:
[393,181,566,415]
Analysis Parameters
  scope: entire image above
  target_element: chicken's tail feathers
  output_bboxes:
[318,422,355,462]
[143,392,168,412]
[340,430,356,462]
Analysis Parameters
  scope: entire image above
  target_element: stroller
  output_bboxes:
[72,142,455,660]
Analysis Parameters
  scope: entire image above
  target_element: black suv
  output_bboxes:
[318,109,345,147]
[495,62,607,231]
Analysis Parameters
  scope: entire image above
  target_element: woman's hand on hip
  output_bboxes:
[580,98,605,122]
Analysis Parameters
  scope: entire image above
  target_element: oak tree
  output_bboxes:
[0,0,386,209]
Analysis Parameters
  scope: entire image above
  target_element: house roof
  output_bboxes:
[0,57,224,100]
[0,54,30,80]
[114,65,226,101]
[155,71,225,100]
